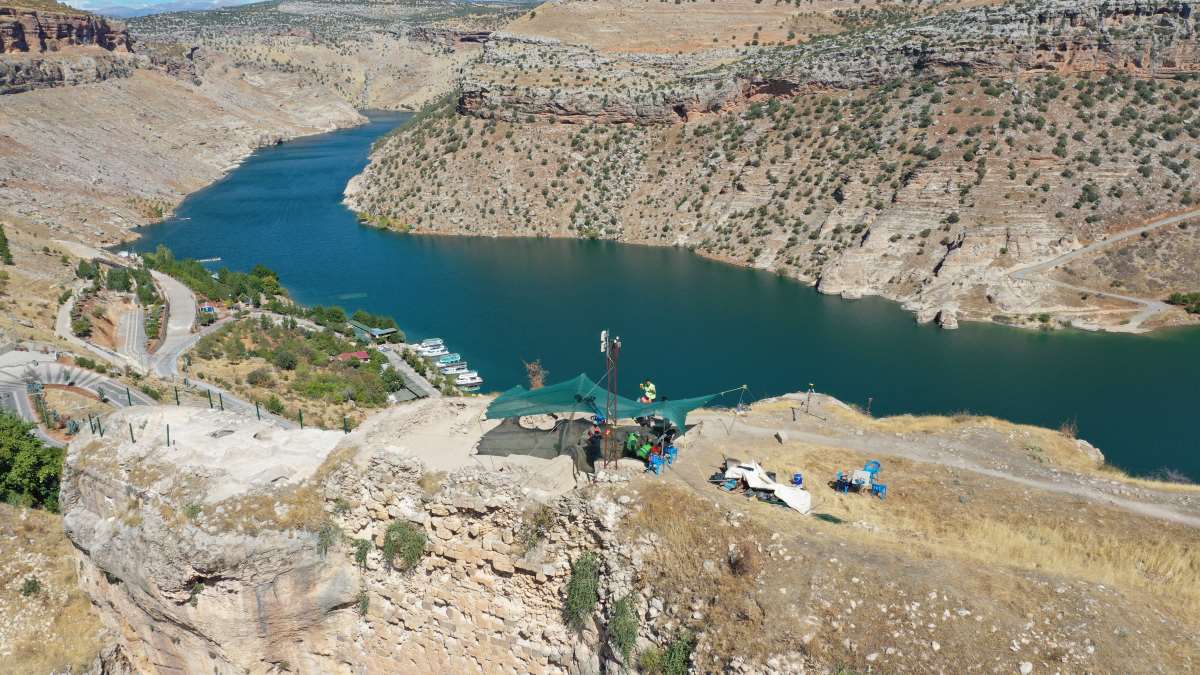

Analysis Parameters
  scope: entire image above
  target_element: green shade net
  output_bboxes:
[485,373,721,430]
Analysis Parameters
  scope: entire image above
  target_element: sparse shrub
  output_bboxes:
[20,577,41,597]
[609,595,639,661]
[353,539,370,567]
[357,589,370,616]
[316,521,340,557]
[246,368,273,387]
[564,552,600,630]
[1059,418,1078,439]
[183,503,202,520]
[381,521,426,571]
[517,504,555,553]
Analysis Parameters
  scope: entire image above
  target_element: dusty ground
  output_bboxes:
[613,394,1200,672]
[0,504,105,674]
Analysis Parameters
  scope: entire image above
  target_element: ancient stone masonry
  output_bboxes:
[0,8,131,54]
[61,406,641,674]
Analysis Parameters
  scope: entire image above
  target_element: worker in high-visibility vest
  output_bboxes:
[639,379,657,404]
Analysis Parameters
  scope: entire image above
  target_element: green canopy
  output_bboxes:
[485,373,720,430]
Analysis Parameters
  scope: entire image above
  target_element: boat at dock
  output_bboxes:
[437,353,461,365]
[419,345,449,357]
[455,372,483,387]
[419,338,444,348]
[440,362,469,375]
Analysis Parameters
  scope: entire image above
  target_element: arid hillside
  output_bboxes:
[348,0,1200,332]
[128,0,530,109]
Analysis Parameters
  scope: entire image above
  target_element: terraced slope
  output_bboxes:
[348,0,1200,332]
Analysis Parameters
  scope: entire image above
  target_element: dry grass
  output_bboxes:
[623,485,774,666]
[819,397,1200,490]
[0,505,104,675]
[729,440,1200,620]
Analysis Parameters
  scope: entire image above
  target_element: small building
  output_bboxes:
[335,351,371,364]
[199,304,217,314]
[347,319,398,343]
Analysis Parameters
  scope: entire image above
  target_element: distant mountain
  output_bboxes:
[86,0,260,18]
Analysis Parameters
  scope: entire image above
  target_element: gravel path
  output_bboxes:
[1008,208,1200,329]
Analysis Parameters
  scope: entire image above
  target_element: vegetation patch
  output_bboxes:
[563,551,601,630]
[381,520,426,571]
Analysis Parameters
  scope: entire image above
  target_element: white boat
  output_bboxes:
[455,372,483,387]
[419,338,444,348]
[419,346,449,358]
[436,353,462,365]
[440,363,469,375]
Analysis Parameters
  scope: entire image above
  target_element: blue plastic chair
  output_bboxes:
[871,483,887,500]
[666,445,678,464]
[863,460,881,477]
[791,472,804,487]
[647,454,666,475]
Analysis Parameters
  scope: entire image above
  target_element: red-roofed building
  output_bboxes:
[335,351,370,364]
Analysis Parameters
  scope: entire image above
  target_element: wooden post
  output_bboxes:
[128,423,135,443]
[218,392,224,412]
[174,386,180,405]
[343,416,349,434]
[126,387,132,407]
[299,410,304,429]
[166,424,170,447]
[255,401,261,420]
[207,389,213,409]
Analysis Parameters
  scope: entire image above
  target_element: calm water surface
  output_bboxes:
[133,111,1200,480]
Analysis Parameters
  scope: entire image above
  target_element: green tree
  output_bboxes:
[0,224,13,265]
[0,411,64,511]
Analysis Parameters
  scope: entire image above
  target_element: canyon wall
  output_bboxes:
[0,7,131,54]
[349,0,1200,333]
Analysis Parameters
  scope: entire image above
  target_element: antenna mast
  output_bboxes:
[600,330,621,467]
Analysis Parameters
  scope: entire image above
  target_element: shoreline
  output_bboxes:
[350,219,1200,339]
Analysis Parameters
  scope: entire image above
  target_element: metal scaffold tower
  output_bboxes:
[600,330,621,467]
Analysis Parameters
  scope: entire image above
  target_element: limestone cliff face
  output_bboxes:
[0,7,131,54]
[62,403,620,674]
[0,7,137,94]
[0,51,142,94]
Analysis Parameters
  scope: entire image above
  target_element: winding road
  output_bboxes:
[1008,209,1200,329]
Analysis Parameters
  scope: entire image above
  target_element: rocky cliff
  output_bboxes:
[0,7,131,53]
[58,393,1200,674]
[61,402,620,673]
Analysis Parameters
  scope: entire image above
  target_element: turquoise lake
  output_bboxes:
[132,111,1200,480]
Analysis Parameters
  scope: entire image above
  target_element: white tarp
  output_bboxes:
[723,460,812,515]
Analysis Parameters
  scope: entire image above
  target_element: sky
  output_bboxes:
[74,0,259,13]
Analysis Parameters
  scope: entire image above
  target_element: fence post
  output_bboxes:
[97,417,104,437]
[218,392,224,412]
[126,387,132,407]
[255,401,261,420]
[299,410,304,429]
[128,423,135,443]
[175,386,180,405]
[343,416,349,434]
[207,389,213,409]
[166,424,170,447]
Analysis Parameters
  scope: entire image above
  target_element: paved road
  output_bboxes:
[0,361,158,447]
[117,302,148,368]
[1009,209,1200,329]
[385,347,441,398]
[55,285,144,373]
[147,271,202,377]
